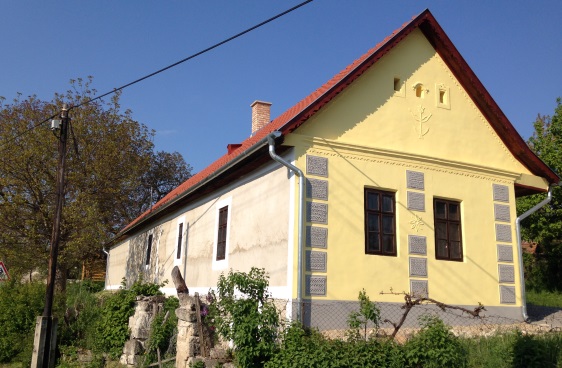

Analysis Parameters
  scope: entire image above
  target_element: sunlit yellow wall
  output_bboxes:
[286,29,541,307]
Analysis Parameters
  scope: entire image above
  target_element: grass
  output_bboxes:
[526,289,562,308]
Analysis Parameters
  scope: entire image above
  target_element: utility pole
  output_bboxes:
[31,104,70,368]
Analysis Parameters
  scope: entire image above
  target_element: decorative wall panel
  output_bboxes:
[493,184,509,203]
[408,235,427,255]
[407,191,425,212]
[500,285,516,304]
[494,204,511,223]
[407,170,425,190]
[306,251,327,272]
[409,257,428,277]
[306,275,327,296]
[307,202,328,224]
[306,179,328,200]
[306,155,328,177]
[498,264,515,284]
[497,245,513,263]
[410,280,429,298]
[307,226,328,248]
[495,224,512,243]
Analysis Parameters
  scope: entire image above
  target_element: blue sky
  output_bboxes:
[1,1,561,173]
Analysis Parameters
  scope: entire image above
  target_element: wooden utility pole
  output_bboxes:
[31,104,70,368]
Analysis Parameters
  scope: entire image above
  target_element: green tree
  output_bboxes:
[0,77,192,283]
[517,98,562,290]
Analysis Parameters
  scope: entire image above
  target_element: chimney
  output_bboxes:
[251,100,272,135]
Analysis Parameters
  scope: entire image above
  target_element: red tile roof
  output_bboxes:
[117,9,559,239]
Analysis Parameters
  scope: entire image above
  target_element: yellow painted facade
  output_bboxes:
[284,29,541,307]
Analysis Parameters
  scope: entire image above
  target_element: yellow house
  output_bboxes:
[106,10,559,326]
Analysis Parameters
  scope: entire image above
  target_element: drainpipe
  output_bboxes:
[267,131,305,323]
[516,184,556,320]
[102,247,110,290]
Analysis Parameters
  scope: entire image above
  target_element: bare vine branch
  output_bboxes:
[379,290,486,339]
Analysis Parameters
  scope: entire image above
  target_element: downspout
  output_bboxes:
[102,247,110,289]
[516,184,556,320]
[267,131,305,323]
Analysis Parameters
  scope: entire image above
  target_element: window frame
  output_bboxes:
[364,188,397,256]
[145,233,153,267]
[433,198,463,262]
[213,197,232,270]
[174,218,185,265]
[216,206,228,261]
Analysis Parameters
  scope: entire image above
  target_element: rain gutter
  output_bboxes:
[267,131,305,323]
[515,184,556,320]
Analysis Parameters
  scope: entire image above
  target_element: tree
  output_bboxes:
[517,98,562,290]
[0,77,192,282]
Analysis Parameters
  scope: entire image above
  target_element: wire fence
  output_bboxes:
[271,298,562,342]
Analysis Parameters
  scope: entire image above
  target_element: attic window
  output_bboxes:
[393,78,401,92]
[435,84,450,109]
[393,77,405,97]
[414,83,425,98]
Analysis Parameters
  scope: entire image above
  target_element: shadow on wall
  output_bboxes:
[125,225,162,287]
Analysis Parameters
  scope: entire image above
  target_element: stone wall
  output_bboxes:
[119,295,166,367]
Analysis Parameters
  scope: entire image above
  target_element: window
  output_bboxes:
[145,234,153,266]
[176,223,183,260]
[434,199,463,261]
[364,188,396,256]
[216,206,228,261]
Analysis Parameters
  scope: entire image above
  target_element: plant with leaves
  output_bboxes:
[347,288,381,341]
[0,77,192,285]
[403,315,467,368]
[517,98,562,290]
[93,279,164,358]
[0,280,46,364]
[208,267,280,368]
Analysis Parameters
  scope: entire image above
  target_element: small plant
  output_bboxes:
[347,289,381,341]
[208,267,279,368]
[92,278,165,358]
[404,315,467,368]
[189,360,206,368]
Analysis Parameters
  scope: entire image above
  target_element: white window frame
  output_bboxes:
[213,197,232,270]
[174,216,186,266]
[144,230,154,270]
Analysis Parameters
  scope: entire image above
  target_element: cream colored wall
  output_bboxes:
[285,29,538,307]
[107,159,292,297]
[106,239,129,289]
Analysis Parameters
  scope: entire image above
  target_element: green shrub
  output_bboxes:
[403,315,467,368]
[58,280,103,350]
[143,296,180,365]
[265,323,404,368]
[0,280,46,364]
[346,289,381,341]
[92,279,164,358]
[208,268,279,368]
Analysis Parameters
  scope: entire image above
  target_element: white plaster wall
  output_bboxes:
[108,156,292,298]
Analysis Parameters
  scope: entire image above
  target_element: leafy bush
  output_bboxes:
[92,279,164,358]
[346,289,381,341]
[0,280,45,364]
[403,315,467,368]
[58,281,103,349]
[144,296,180,364]
[265,323,404,368]
[208,267,279,368]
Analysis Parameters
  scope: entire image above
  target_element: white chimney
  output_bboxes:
[251,100,272,135]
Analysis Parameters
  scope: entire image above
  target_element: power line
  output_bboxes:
[71,0,314,110]
[0,0,314,152]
